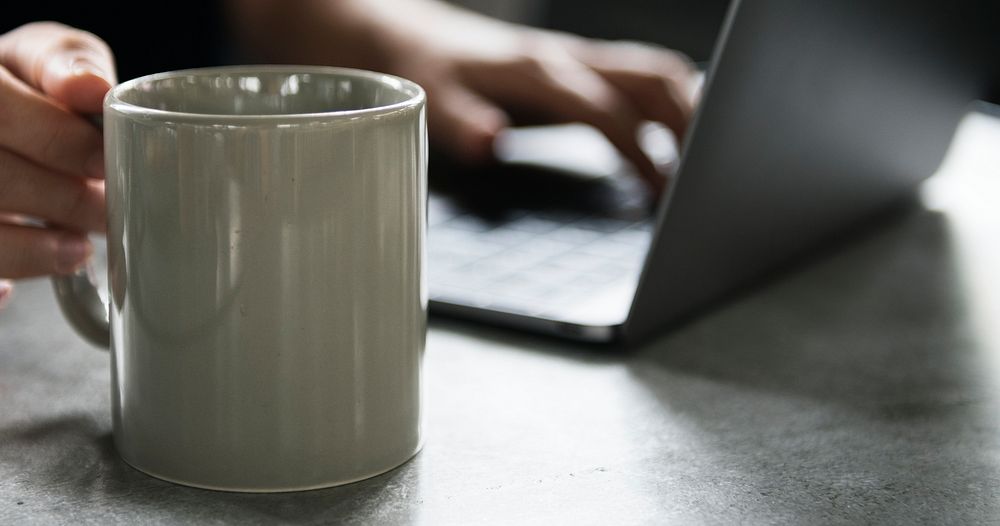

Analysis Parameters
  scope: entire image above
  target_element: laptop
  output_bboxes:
[427,0,997,344]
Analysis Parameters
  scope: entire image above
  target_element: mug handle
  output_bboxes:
[51,254,110,349]
[50,112,111,349]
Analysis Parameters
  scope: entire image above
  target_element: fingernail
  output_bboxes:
[56,236,93,275]
[86,150,105,179]
[70,58,109,82]
[0,280,12,309]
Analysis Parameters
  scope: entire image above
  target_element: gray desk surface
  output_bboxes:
[3,111,1000,525]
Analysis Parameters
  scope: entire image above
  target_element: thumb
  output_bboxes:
[45,54,116,115]
[0,22,117,114]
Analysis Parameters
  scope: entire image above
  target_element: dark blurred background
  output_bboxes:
[459,0,731,62]
[4,0,729,85]
[3,0,994,101]
[457,0,997,100]
[549,0,729,61]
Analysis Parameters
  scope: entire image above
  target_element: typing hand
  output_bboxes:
[233,0,699,193]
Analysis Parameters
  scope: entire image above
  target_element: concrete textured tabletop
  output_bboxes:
[3,110,1000,525]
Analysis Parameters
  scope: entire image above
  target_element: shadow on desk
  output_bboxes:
[1,413,422,523]
[623,207,1000,522]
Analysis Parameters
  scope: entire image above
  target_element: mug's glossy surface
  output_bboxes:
[104,66,427,492]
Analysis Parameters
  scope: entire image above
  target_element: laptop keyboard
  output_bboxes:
[428,198,653,318]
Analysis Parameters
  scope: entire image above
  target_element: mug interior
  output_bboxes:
[113,67,420,117]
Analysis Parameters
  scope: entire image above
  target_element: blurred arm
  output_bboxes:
[225,0,700,192]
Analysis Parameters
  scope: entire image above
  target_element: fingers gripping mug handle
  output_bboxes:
[51,113,110,349]
[52,263,110,348]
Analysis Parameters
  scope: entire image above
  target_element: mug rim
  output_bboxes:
[105,65,426,123]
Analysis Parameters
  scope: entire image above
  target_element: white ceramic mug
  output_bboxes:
[52,65,427,492]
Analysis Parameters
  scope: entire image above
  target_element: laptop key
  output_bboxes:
[515,238,578,257]
[612,228,654,247]
[574,217,634,233]
[545,251,612,273]
[576,238,643,259]
[545,226,604,245]
[476,227,537,247]
[505,217,564,234]
[443,215,498,233]
[487,249,554,271]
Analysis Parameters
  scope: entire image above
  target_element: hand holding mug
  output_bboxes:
[0,22,113,287]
